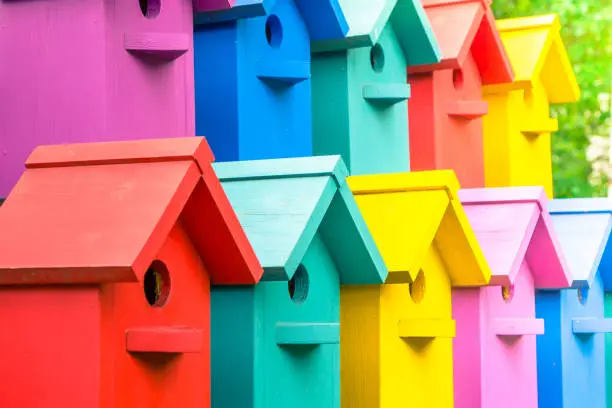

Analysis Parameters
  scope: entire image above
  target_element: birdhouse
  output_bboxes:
[341,170,491,407]
[455,186,571,408]
[482,14,580,197]
[193,0,349,162]
[535,198,612,407]
[210,155,387,408]
[407,0,514,188]
[0,138,262,408]
[312,0,441,175]
[0,0,208,198]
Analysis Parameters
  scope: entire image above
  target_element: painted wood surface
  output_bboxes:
[211,155,387,408]
[455,186,570,408]
[482,14,580,197]
[0,138,263,407]
[0,0,197,198]
[536,198,612,408]
[312,0,440,175]
[194,0,347,163]
[340,170,490,407]
[408,0,514,188]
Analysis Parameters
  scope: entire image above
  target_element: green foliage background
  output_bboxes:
[492,0,612,197]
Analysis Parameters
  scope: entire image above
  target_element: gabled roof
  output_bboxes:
[484,14,580,102]
[348,170,491,286]
[194,0,349,43]
[548,198,612,289]
[213,155,387,284]
[313,0,441,67]
[408,0,514,85]
[459,186,570,289]
[0,138,262,285]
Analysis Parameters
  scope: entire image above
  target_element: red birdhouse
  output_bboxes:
[408,0,514,188]
[0,138,262,408]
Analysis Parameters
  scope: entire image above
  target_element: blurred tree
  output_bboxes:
[492,0,612,197]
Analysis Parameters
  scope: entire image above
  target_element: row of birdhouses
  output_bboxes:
[0,0,609,407]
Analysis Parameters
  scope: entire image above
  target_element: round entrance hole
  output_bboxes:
[265,15,283,48]
[452,69,464,90]
[409,270,425,304]
[578,287,589,305]
[144,260,171,308]
[139,0,161,19]
[288,264,309,305]
[370,44,385,73]
[501,285,514,303]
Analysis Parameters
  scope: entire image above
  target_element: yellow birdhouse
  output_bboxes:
[341,170,491,408]
[482,14,580,197]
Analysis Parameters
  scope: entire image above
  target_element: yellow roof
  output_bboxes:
[483,14,580,103]
[348,170,491,287]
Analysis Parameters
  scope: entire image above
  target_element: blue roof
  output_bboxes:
[548,198,612,289]
[213,155,388,284]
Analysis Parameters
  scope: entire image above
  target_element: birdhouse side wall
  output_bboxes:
[312,51,351,171]
[0,286,102,407]
[535,290,564,407]
[483,92,512,189]
[194,22,241,161]
[112,222,211,407]
[558,274,606,407]
[481,261,539,408]
[605,293,612,407]
[345,26,410,175]
[408,73,437,173]
[452,288,484,408]
[431,53,485,188]
[340,285,382,407]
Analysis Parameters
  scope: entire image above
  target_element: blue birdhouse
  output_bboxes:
[210,155,387,408]
[194,0,348,162]
[311,0,441,175]
[536,198,612,408]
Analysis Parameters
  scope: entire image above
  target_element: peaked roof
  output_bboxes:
[459,186,570,289]
[548,198,612,289]
[213,155,388,284]
[0,138,262,285]
[408,0,514,85]
[312,0,441,66]
[194,0,349,43]
[484,14,580,103]
[348,170,491,286]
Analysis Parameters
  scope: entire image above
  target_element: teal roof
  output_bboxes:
[213,155,388,284]
[312,0,441,66]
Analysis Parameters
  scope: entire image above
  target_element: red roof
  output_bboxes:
[0,137,262,285]
[409,0,514,85]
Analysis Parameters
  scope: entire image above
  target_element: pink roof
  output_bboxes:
[458,186,571,288]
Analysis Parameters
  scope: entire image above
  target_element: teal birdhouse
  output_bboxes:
[210,155,387,408]
[312,0,441,176]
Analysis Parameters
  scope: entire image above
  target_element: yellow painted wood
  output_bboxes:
[341,170,491,407]
[482,14,580,197]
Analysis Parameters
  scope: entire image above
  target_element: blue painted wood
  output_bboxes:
[210,157,387,407]
[536,198,612,407]
[194,0,348,162]
[194,0,274,24]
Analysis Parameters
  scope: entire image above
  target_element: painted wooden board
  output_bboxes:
[312,0,441,175]
[211,155,387,408]
[455,186,570,408]
[194,0,348,163]
[537,198,612,407]
[0,0,198,197]
[0,138,263,408]
[482,14,580,197]
[340,170,490,407]
[407,0,514,188]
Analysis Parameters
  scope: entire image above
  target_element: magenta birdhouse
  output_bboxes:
[0,0,217,197]
[453,187,571,408]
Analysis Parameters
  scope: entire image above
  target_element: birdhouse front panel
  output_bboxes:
[0,0,196,197]
[195,0,312,162]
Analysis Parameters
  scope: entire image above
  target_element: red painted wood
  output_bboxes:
[408,0,513,188]
[127,327,204,353]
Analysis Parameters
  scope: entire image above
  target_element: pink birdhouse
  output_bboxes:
[453,187,571,408]
[0,0,225,197]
